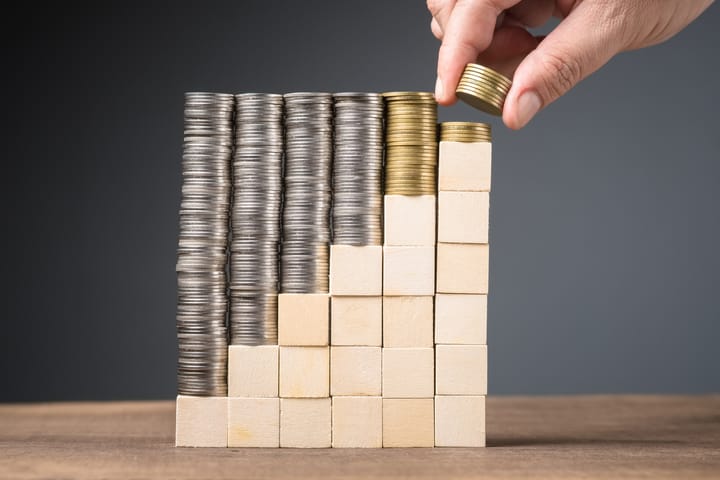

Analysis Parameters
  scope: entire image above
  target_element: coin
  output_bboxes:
[455,63,512,116]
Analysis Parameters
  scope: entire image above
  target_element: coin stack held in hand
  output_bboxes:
[383,92,438,195]
[456,63,512,116]
[281,93,333,293]
[440,121,492,143]
[229,93,284,345]
[177,92,233,396]
[332,93,384,245]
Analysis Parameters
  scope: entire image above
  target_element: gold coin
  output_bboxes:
[462,64,512,88]
[456,86,504,116]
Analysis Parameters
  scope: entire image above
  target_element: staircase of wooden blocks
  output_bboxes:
[176,139,491,448]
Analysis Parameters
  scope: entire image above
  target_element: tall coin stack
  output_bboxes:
[332,93,384,245]
[383,92,438,195]
[281,93,333,293]
[177,92,233,396]
[230,93,284,345]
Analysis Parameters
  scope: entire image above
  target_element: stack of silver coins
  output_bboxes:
[230,94,283,345]
[177,92,232,396]
[332,93,384,245]
[281,92,333,293]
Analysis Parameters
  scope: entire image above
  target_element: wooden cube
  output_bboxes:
[382,348,434,398]
[437,191,489,244]
[329,245,382,295]
[435,345,488,395]
[228,345,278,397]
[439,141,492,192]
[435,395,486,447]
[382,398,434,447]
[434,294,487,345]
[331,347,381,396]
[436,243,489,294]
[383,246,435,296]
[175,395,227,447]
[227,398,279,448]
[278,294,329,346]
[382,296,434,347]
[331,296,382,346]
[332,396,382,448]
[384,195,436,246]
[280,398,331,448]
[279,347,329,398]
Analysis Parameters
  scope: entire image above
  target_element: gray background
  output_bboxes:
[2,1,718,402]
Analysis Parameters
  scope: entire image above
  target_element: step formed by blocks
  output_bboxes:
[280,398,331,448]
[331,296,382,346]
[278,294,329,346]
[436,243,489,294]
[228,397,280,447]
[332,396,382,448]
[279,347,329,398]
[382,296,434,347]
[438,191,489,244]
[382,398,435,447]
[330,346,381,396]
[384,195,436,246]
[435,395,485,447]
[176,395,228,448]
[435,344,488,395]
[434,294,487,345]
[438,141,492,192]
[228,345,279,397]
[329,245,383,296]
[383,246,435,296]
[382,347,434,398]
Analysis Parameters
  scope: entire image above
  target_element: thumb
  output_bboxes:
[503,2,624,129]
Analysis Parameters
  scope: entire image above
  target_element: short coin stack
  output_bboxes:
[455,63,512,116]
[230,93,284,345]
[281,93,333,293]
[177,92,233,396]
[383,92,438,195]
[439,122,492,143]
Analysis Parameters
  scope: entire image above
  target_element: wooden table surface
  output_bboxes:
[1,395,719,479]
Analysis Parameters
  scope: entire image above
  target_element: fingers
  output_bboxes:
[431,17,444,40]
[427,0,457,39]
[506,0,555,28]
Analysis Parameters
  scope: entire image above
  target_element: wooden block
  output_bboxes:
[227,398,279,448]
[228,345,278,397]
[439,141,492,192]
[434,294,487,345]
[280,398,331,448]
[437,191,489,244]
[435,345,488,395]
[383,246,435,296]
[332,396,382,448]
[382,398,434,447]
[330,347,381,396]
[382,348,434,398]
[330,245,382,296]
[436,243,489,294]
[435,395,486,447]
[175,395,227,447]
[384,195,436,246]
[330,296,382,346]
[279,347,329,398]
[382,296,433,347]
[278,294,329,346]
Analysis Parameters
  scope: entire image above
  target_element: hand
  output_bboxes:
[428,0,715,129]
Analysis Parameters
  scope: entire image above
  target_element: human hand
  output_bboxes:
[428,0,715,129]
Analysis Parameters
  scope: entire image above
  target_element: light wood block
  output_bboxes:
[384,195,436,246]
[435,395,486,447]
[382,296,434,347]
[382,348,434,398]
[278,294,329,346]
[436,243,489,294]
[382,398,435,447]
[227,398,279,448]
[330,347,381,396]
[434,294,487,345]
[330,296,382,346]
[280,398,331,448]
[437,191,490,244]
[383,246,435,296]
[279,347,329,398]
[175,395,227,447]
[439,141,492,192]
[228,345,278,397]
[329,245,382,296]
[332,396,382,448]
[435,345,488,395]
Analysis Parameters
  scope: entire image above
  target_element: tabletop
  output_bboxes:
[1,395,719,479]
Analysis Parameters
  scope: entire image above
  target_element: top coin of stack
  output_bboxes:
[439,122,492,143]
[383,91,438,196]
[455,63,512,116]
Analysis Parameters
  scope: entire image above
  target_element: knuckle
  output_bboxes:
[538,49,583,99]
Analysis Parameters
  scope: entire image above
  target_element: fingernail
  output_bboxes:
[516,90,542,128]
[435,77,444,101]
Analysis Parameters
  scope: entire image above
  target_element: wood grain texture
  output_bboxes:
[329,245,383,296]
[1,396,719,478]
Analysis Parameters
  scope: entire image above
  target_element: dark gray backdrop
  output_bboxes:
[2,2,718,402]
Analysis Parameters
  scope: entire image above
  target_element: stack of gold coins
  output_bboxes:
[439,122,492,143]
[456,63,512,116]
[383,91,438,195]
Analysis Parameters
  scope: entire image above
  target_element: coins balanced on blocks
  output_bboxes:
[175,91,492,448]
[456,63,512,116]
